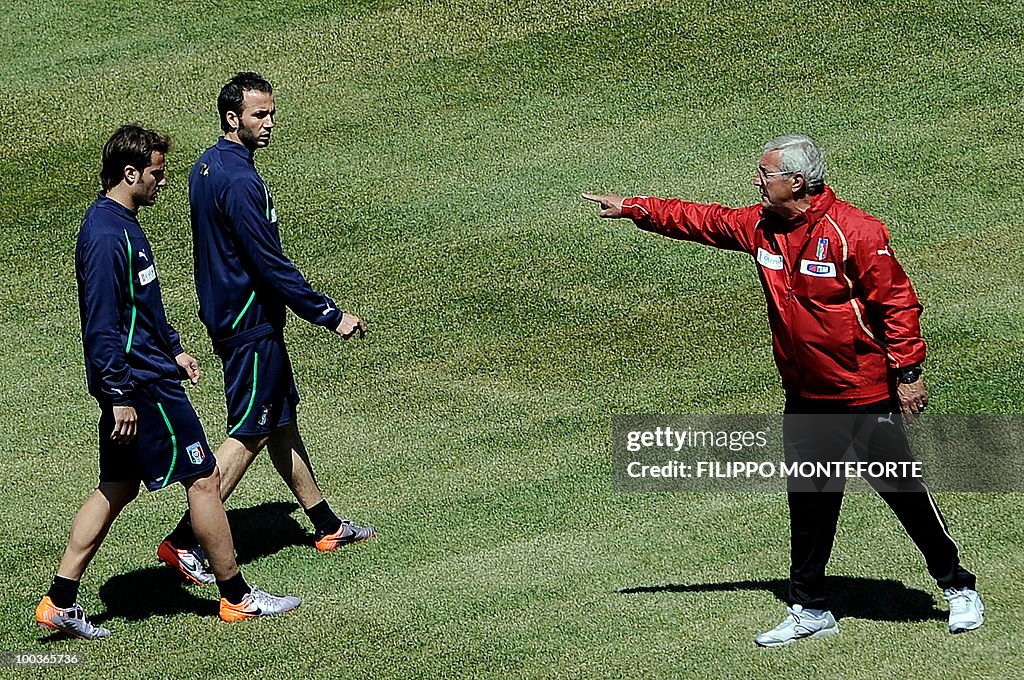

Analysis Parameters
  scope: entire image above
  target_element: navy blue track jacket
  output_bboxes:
[188,138,343,351]
[76,194,185,405]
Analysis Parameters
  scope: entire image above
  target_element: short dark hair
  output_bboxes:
[100,124,170,191]
[218,72,273,132]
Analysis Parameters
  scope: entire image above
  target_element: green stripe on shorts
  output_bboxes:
[228,351,260,436]
[156,402,178,489]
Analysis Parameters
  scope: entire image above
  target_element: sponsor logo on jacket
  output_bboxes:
[756,247,784,271]
[139,264,157,286]
[799,259,836,278]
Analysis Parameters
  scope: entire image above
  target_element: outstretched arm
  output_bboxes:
[582,192,756,253]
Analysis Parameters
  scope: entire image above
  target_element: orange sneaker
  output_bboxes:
[158,539,215,585]
[219,587,302,622]
[35,596,111,640]
[314,520,377,552]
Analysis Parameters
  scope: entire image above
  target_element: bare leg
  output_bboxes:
[56,481,139,581]
[267,423,325,510]
[182,468,238,581]
[213,435,268,502]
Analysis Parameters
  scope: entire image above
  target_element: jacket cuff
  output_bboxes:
[323,308,345,331]
[621,197,650,220]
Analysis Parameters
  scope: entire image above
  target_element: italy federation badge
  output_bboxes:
[186,442,207,465]
[816,237,829,260]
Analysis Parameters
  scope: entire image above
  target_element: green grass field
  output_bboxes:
[3,1,1024,677]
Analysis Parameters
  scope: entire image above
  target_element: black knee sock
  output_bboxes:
[47,576,80,609]
[217,572,251,605]
[166,510,198,548]
[305,499,342,537]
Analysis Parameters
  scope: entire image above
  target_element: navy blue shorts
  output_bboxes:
[218,335,299,437]
[98,380,216,492]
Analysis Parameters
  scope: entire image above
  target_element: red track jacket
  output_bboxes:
[622,186,925,404]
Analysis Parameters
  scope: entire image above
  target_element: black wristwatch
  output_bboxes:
[897,365,922,384]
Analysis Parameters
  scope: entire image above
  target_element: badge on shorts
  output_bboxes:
[186,442,206,465]
[258,405,270,426]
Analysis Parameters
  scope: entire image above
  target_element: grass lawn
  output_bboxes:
[1,1,1022,677]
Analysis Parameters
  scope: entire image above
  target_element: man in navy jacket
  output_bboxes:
[159,74,374,583]
[36,125,299,639]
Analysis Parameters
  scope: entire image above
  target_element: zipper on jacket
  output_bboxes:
[778,231,803,381]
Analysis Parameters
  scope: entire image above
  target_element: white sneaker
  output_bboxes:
[36,596,111,640]
[755,604,839,647]
[944,587,984,633]
[219,586,302,622]
[158,539,216,585]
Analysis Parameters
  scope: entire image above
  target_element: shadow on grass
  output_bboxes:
[618,576,945,622]
[88,501,307,625]
[227,500,308,564]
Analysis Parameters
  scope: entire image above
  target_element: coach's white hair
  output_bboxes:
[763,134,826,195]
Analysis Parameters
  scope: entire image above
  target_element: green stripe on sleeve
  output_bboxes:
[123,230,137,354]
[231,291,256,329]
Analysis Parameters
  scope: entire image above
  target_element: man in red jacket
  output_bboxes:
[583,134,984,646]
